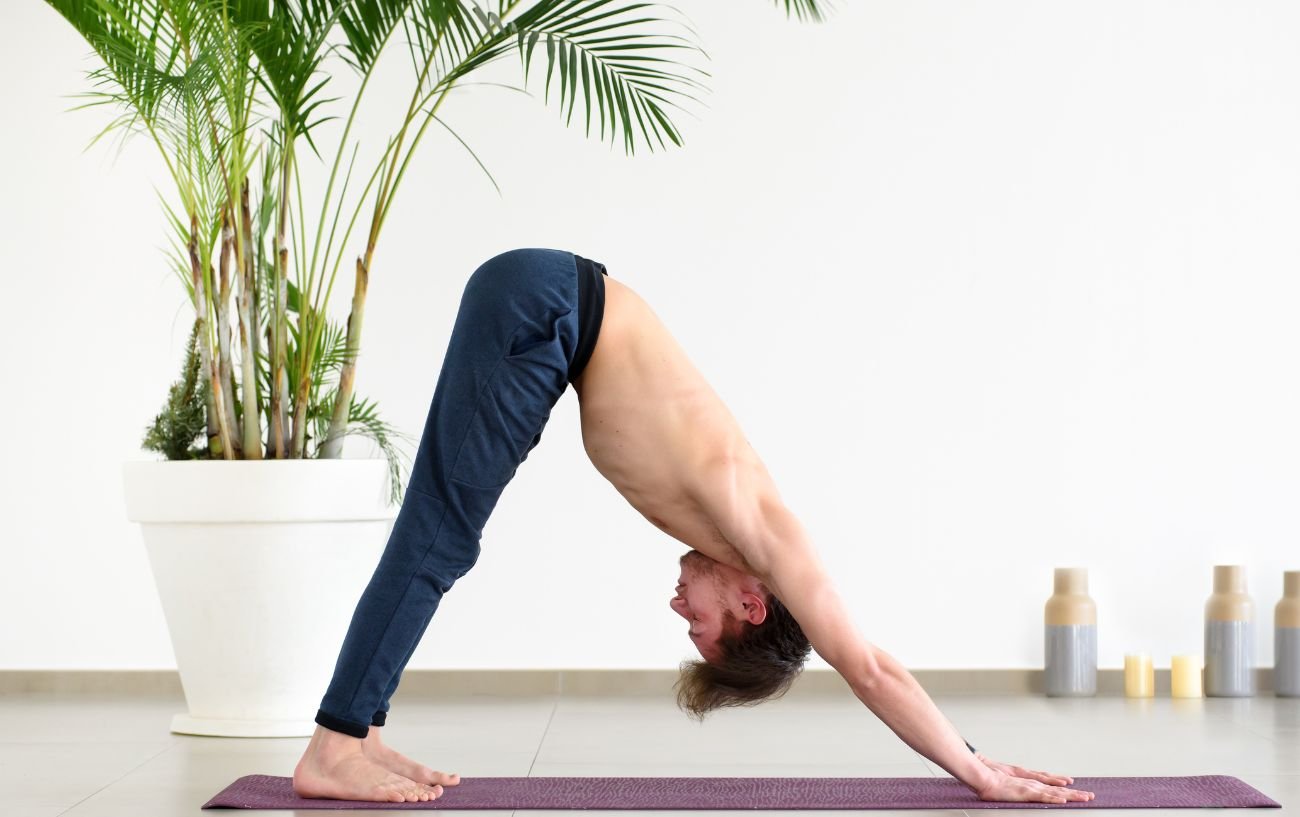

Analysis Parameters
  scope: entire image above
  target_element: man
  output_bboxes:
[293,249,1096,806]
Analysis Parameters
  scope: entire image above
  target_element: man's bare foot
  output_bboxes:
[362,726,462,790]
[293,725,443,803]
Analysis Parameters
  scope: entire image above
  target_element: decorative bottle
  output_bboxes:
[1276,570,1300,698]
[1044,567,1097,696]
[1204,565,1255,697]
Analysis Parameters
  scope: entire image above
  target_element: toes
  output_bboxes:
[415,768,439,785]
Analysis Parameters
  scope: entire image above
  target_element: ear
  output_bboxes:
[738,591,768,626]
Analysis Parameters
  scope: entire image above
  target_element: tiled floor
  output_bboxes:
[1,688,1295,816]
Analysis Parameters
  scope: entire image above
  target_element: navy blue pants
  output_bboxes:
[315,248,600,738]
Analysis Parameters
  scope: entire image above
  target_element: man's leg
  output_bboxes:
[365,412,550,731]
[367,629,424,728]
[365,357,566,731]
[315,248,579,738]
[367,585,450,727]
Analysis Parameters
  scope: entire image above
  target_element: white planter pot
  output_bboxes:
[122,459,398,738]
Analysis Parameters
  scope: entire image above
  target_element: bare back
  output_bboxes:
[570,275,772,574]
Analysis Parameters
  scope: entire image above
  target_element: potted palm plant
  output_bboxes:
[46,0,827,737]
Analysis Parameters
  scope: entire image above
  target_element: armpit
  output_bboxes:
[686,458,783,579]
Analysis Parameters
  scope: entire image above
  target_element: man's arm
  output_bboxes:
[702,466,996,793]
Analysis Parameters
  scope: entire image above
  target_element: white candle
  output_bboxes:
[1171,654,1203,698]
[1125,653,1154,697]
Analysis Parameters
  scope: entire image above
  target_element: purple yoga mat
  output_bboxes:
[201,774,1281,810]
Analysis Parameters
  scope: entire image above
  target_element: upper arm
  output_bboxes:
[758,522,882,684]
[693,461,882,682]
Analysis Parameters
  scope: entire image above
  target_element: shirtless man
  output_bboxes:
[292,248,1096,806]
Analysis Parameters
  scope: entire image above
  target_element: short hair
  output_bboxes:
[673,589,811,721]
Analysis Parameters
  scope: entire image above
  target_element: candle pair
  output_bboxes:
[1124,654,1203,697]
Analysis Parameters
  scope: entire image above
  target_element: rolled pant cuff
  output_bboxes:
[371,710,387,727]
[315,708,369,739]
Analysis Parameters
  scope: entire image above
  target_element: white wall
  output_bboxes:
[2,1,1297,673]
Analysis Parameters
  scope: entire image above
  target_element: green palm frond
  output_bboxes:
[160,190,196,295]
[189,1,264,193]
[399,0,709,155]
[431,113,502,195]
[336,0,417,73]
[313,390,416,504]
[228,0,344,155]
[774,0,828,23]
[511,1,710,153]
[318,314,356,372]
[48,0,221,190]
[48,0,182,122]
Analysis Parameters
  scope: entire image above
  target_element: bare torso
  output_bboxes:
[570,275,771,576]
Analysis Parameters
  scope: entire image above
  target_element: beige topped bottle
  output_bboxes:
[1276,570,1300,698]
[1204,565,1255,697]
[1044,567,1097,696]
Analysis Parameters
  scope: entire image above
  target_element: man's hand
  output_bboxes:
[973,750,1077,787]
[970,753,1095,804]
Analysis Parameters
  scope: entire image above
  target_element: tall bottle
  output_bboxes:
[1276,570,1300,698]
[1044,567,1097,696]
[1204,565,1255,697]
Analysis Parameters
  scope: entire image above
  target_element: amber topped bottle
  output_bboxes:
[1204,565,1255,697]
[1044,567,1097,697]
[1276,570,1300,698]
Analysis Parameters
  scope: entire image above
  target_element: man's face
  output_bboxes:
[669,550,739,664]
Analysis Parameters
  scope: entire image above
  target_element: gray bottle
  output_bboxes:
[1275,570,1300,698]
[1044,567,1097,697]
[1204,565,1255,697]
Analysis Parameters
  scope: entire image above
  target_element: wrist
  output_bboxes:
[968,764,1002,795]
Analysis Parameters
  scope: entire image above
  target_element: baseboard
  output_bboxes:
[0,667,1277,697]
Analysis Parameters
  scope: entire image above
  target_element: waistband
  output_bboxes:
[569,254,607,383]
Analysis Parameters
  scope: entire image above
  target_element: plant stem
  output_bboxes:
[290,162,312,459]
[309,58,379,314]
[318,255,368,459]
[270,129,294,458]
[237,180,262,459]
[216,209,243,455]
[191,214,233,459]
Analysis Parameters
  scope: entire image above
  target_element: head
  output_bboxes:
[668,549,812,721]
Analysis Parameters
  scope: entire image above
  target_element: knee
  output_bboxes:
[423,542,481,593]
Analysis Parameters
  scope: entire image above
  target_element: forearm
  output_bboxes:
[850,650,998,794]
[764,562,991,790]
[731,498,988,788]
